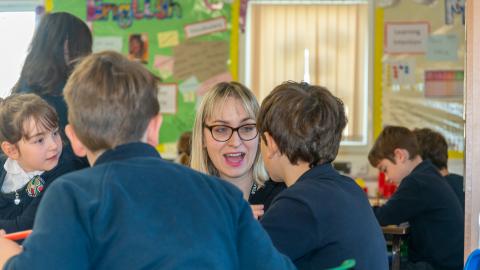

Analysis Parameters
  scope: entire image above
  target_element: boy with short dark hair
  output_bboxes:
[0,51,295,270]
[369,126,463,270]
[257,81,388,270]
[413,128,464,211]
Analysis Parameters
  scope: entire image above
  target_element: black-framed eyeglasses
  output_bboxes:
[204,124,258,142]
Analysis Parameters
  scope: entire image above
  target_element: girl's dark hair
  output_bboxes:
[12,12,92,95]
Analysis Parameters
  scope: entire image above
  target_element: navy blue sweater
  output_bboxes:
[0,152,78,233]
[261,163,388,270]
[5,143,295,270]
[375,160,464,270]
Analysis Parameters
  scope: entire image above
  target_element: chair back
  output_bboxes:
[465,249,480,270]
[326,259,356,270]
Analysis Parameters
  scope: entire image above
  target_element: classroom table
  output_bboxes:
[382,223,410,270]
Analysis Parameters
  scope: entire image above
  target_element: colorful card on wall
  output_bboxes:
[158,83,178,114]
[157,30,179,48]
[424,70,463,98]
[92,36,123,52]
[426,35,458,61]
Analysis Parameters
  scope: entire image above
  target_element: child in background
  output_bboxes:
[0,51,295,270]
[0,94,74,233]
[175,131,192,166]
[257,81,388,270]
[369,126,463,270]
[413,128,464,211]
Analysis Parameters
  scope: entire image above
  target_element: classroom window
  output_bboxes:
[246,0,370,145]
[0,6,37,98]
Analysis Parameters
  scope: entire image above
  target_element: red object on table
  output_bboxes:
[4,230,32,241]
[378,172,397,198]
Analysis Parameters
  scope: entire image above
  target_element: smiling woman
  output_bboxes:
[190,81,285,218]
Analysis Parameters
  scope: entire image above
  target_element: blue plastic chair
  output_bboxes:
[465,249,480,270]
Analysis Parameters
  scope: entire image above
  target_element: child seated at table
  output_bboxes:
[369,126,463,270]
[257,81,388,270]
[0,94,76,233]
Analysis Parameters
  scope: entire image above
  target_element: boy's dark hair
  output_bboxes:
[368,126,419,167]
[413,128,448,170]
[13,12,92,95]
[0,93,58,145]
[63,51,160,151]
[257,81,347,167]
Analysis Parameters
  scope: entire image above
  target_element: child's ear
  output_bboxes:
[262,132,279,159]
[65,124,87,157]
[146,113,163,147]
[393,148,408,163]
[1,141,19,160]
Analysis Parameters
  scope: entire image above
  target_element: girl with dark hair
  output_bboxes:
[12,12,92,135]
[12,12,93,170]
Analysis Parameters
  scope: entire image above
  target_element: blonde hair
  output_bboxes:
[190,81,268,187]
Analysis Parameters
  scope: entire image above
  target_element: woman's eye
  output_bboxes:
[214,127,229,134]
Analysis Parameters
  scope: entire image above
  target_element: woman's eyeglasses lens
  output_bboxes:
[208,124,258,142]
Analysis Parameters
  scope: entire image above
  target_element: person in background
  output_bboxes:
[0,51,295,270]
[190,82,285,219]
[257,81,388,270]
[0,94,76,233]
[12,12,92,170]
[175,131,192,166]
[369,126,463,270]
[413,128,464,211]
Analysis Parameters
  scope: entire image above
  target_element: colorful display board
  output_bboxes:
[48,0,238,157]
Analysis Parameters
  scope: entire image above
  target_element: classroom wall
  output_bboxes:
[238,0,465,187]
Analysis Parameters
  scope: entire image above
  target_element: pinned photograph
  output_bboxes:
[128,33,149,64]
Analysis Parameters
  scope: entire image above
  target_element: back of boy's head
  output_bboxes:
[63,51,160,151]
[257,81,347,167]
[0,93,58,145]
[413,128,448,170]
[368,126,419,167]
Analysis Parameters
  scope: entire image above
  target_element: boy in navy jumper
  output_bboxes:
[257,81,388,270]
[0,51,295,270]
[0,94,76,233]
[413,128,464,212]
[369,126,463,270]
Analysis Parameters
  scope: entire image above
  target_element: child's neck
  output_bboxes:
[407,155,423,173]
[86,150,105,166]
[281,157,311,187]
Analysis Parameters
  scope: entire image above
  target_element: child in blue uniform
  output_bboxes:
[257,81,388,270]
[413,127,464,212]
[0,94,74,233]
[0,51,295,270]
[369,126,463,270]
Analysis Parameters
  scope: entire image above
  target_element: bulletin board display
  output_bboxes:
[374,0,465,157]
[47,0,238,158]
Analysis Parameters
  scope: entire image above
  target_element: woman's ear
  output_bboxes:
[146,114,163,147]
[65,124,87,157]
[1,141,19,160]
